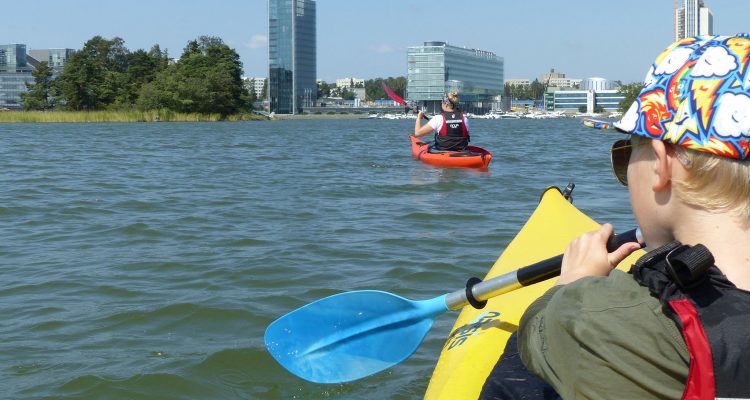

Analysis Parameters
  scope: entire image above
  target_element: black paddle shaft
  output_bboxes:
[516,228,642,286]
[444,229,644,311]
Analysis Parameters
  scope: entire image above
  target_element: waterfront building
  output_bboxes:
[0,44,34,110]
[675,0,712,40]
[335,77,364,89]
[545,88,624,113]
[407,41,504,114]
[268,0,317,114]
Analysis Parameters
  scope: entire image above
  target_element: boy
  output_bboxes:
[518,34,750,399]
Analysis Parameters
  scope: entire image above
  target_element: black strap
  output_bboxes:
[465,277,487,309]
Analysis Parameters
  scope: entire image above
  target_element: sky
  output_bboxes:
[6,1,746,84]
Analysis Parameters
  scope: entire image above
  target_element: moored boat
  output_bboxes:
[410,135,492,169]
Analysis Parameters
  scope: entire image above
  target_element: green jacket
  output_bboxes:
[518,270,690,399]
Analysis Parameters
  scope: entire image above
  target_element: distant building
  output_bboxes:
[268,0,317,114]
[247,76,266,98]
[0,44,34,109]
[28,48,75,73]
[407,41,504,114]
[505,79,530,86]
[539,68,565,84]
[580,77,618,91]
[675,0,712,40]
[545,87,624,113]
[335,77,364,89]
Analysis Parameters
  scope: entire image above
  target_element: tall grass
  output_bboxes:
[0,110,267,123]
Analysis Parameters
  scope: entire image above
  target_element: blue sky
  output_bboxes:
[6,1,745,83]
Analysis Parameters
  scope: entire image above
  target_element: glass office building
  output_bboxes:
[0,44,34,109]
[407,41,504,114]
[268,0,317,114]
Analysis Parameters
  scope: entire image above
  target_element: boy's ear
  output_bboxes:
[651,140,673,191]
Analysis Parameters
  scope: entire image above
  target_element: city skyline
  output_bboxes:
[4,1,745,84]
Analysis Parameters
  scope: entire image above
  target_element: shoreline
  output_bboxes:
[0,110,269,123]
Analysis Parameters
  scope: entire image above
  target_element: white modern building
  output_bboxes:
[335,77,364,89]
[675,0,713,40]
[505,79,530,86]
[248,77,266,98]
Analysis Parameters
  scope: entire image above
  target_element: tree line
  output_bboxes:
[317,76,407,102]
[22,35,253,115]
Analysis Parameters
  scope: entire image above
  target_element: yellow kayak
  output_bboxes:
[424,186,644,399]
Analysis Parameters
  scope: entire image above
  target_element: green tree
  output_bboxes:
[617,82,642,112]
[53,36,130,110]
[317,81,331,97]
[341,88,355,100]
[21,61,55,110]
[364,76,406,100]
[138,36,251,115]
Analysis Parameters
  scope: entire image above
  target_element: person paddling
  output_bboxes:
[413,92,470,151]
[514,34,750,399]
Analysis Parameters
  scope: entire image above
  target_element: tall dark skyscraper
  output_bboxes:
[268,0,317,114]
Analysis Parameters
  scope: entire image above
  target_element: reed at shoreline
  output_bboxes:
[0,110,268,123]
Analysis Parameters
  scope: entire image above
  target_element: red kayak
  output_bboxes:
[410,135,492,169]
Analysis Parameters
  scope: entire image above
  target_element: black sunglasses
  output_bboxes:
[610,139,632,186]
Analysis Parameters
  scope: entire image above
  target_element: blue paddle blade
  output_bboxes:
[264,290,449,384]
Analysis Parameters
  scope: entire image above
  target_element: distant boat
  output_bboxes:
[582,118,613,130]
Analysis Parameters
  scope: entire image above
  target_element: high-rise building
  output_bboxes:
[0,44,34,109]
[675,0,713,41]
[407,41,504,114]
[268,0,317,114]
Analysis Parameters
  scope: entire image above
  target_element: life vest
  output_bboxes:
[438,111,469,138]
[434,111,469,150]
[631,242,750,399]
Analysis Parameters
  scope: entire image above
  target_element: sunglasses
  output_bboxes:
[610,139,632,186]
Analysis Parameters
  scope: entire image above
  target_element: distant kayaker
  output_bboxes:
[515,34,750,399]
[413,92,470,151]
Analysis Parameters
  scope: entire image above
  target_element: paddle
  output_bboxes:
[382,82,430,120]
[265,228,643,384]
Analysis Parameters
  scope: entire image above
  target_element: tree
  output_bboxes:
[21,61,55,110]
[364,76,406,100]
[341,88,355,100]
[53,36,131,110]
[138,36,251,115]
[617,82,642,112]
[317,81,331,97]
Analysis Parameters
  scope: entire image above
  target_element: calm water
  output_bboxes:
[1,118,634,399]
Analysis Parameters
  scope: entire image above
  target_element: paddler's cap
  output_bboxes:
[614,34,750,160]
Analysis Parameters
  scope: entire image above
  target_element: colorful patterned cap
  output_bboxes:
[614,34,750,159]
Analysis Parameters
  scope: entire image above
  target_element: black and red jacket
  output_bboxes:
[434,111,469,150]
[632,242,750,399]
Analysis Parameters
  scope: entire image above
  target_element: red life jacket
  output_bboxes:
[631,242,750,399]
[438,111,469,138]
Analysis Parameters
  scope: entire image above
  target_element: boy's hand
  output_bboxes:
[556,224,641,285]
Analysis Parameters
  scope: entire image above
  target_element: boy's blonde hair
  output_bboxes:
[673,148,750,222]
